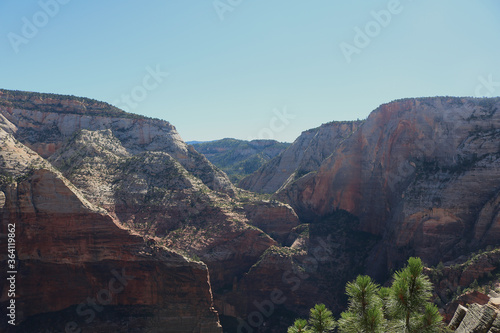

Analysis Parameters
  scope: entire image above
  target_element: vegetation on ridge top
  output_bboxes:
[0,88,162,121]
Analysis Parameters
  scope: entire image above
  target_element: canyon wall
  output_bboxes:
[274,97,500,274]
[4,89,500,332]
[0,119,221,332]
[239,120,362,194]
[0,89,302,331]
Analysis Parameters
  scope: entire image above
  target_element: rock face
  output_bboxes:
[239,121,362,194]
[0,89,235,195]
[433,250,500,296]
[41,121,281,297]
[242,200,300,244]
[426,247,500,322]
[191,139,290,185]
[0,137,221,332]
[214,210,380,332]
[6,88,500,332]
[450,302,500,333]
[275,97,500,274]
[0,91,227,331]
[0,89,304,332]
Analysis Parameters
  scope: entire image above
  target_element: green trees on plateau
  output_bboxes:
[288,257,444,333]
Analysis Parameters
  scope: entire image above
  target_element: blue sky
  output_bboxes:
[1,0,499,142]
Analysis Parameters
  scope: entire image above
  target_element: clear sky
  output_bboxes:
[1,0,499,142]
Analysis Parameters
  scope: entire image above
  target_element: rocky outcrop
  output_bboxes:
[449,301,500,333]
[276,97,500,274]
[425,247,500,322]
[450,304,469,330]
[0,149,221,332]
[191,139,290,185]
[0,89,235,195]
[430,249,500,292]
[239,121,362,193]
[444,291,491,324]
[242,200,300,243]
[0,107,223,330]
[44,125,278,295]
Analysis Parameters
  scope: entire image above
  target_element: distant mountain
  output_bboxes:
[191,138,291,185]
[239,120,362,193]
[186,140,210,145]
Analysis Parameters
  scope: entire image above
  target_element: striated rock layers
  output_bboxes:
[269,97,500,275]
[426,247,500,322]
[0,89,235,195]
[6,88,500,332]
[0,126,221,332]
[449,301,500,333]
[0,89,303,331]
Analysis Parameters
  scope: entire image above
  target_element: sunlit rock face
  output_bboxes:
[239,120,362,194]
[276,97,500,272]
[0,156,221,332]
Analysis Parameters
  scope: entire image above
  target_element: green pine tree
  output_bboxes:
[287,304,336,333]
[417,303,444,333]
[338,275,386,333]
[388,257,442,333]
[287,319,309,333]
[308,304,337,333]
[288,257,444,333]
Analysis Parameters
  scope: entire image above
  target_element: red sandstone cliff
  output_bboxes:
[0,89,302,331]
[5,89,500,332]
[0,124,222,331]
[275,97,500,272]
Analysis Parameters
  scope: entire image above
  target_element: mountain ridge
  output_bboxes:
[191,138,291,185]
[2,89,500,332]
[0,88,300,331]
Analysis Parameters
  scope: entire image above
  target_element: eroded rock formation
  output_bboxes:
[0,89,302,331]
[449,299,500,333]
[4,89,500,332]
[239,120,362,194]
[273,98,500,274]
[0,124,221,331]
